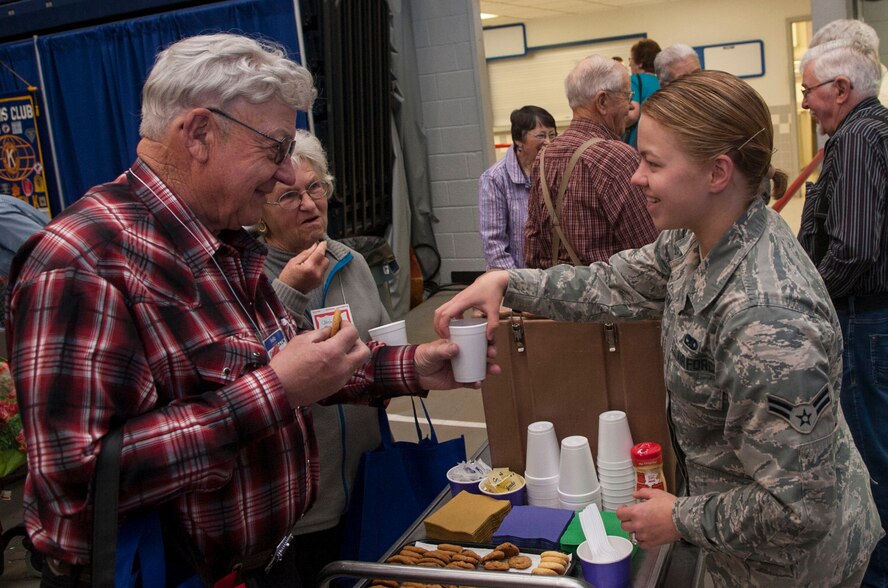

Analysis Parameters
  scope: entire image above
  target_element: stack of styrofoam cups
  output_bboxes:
[524,421,561,507]
[597,411,636,512]
[557,435,602,511]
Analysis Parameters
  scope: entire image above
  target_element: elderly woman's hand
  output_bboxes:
[278,240,330,293]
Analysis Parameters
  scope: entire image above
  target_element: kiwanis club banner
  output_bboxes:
[0,91,50,216]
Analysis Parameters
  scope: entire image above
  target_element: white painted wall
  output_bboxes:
[513,0,810,106]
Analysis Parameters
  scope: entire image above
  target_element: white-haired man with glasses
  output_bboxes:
[6,33,491,587]
[798,32,888,587]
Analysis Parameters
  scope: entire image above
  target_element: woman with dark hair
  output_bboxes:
[479,105,556,269]
[625,38,662,148]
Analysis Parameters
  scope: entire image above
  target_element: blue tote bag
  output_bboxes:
[340,397,466,562]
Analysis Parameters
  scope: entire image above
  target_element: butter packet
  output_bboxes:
[484,468,522,493]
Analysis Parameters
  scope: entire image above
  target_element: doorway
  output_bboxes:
[790,18,817,175]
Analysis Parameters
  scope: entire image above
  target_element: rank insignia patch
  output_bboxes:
[766,386,831,434]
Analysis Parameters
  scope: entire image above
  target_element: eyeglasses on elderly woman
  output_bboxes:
[265,180,329,209]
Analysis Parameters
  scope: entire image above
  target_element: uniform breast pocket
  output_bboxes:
[667,343,723,412]
[191,335,266,387]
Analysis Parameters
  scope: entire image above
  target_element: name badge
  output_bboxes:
[311,304,353,330]
[263,328,287,359]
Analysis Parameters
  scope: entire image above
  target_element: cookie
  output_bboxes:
[417,560,445,568]
[537,560,566,575]
[446,560,476,569]
[396,550,423,561]
[451,553,480,564]
[483,560,510,571]
[402,545,428,555]
[369,582,399,588]
[495,542,520,558]
[540,550,568,561]
[386,554,417,565]
[532,567,558,575]
[507,555,532,569]
[424,550,452,563]
[330,308,342,335]
[460,550,481,561]
[437,543,463,553]
[540,554,568,563]
[480,549,505,563]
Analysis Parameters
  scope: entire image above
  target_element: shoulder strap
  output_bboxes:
[635,73,642,97]
[92,426,124,587]
[540,138,602,266]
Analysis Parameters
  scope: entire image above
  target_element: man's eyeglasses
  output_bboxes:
[609,90,635,102]
[266,181,328,209]
[801,78,837,99]
[207,107,296,165]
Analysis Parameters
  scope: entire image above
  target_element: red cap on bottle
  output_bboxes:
[631,442,663,466]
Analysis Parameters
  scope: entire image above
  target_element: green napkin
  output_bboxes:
[559,510,638,557]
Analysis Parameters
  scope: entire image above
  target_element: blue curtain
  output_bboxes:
[0,0,306,210]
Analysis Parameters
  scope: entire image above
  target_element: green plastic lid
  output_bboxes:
[559,509,638,557]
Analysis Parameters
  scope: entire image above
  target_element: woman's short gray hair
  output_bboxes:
[291,130,335,197]
[564,55,627,110]
[801,39,881,99]
[140,33,317,139]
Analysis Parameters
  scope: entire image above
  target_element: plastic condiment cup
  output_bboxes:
[525,421,561,479]
[448,318,488,383]
[368,320,408,345]
[577,537,634,588]
[558,435,599,496]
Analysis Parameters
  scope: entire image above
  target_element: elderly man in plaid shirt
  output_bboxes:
[524,54,657,269]
[5,33,489,587]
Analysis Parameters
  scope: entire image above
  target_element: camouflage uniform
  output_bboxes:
[505,199,882,586]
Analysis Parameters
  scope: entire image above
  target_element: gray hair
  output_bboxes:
[290,130,335,197]
[801,39,881,99]
[654,44,700,85]
[810,19,880,52]
[140,33,317,139]
[564,54,627,110]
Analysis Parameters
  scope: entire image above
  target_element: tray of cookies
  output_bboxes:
[377,539,576,584]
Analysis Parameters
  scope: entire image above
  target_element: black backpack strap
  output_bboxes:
[92,426,124,587]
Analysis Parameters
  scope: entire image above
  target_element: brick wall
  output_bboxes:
[410,0,491,283]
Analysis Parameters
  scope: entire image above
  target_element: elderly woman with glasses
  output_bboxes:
[255,129,389,585]
[479,105,557,270]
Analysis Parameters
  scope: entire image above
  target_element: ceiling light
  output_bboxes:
[480,13,498,19]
